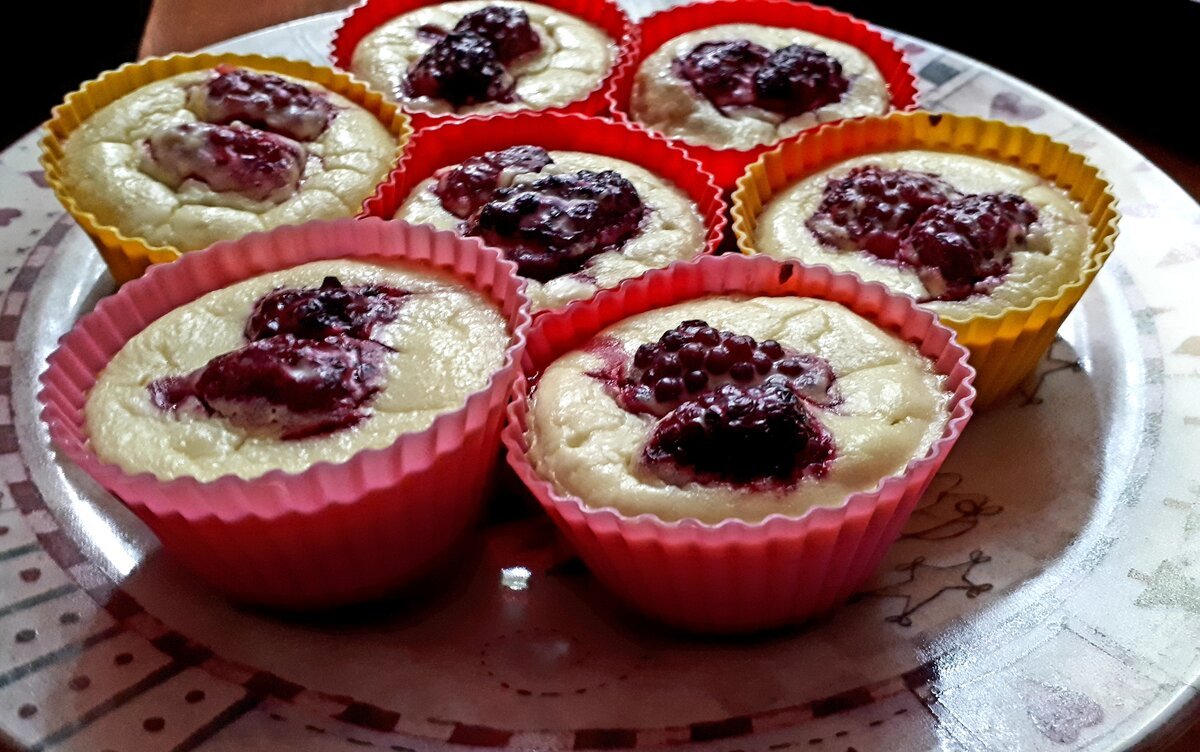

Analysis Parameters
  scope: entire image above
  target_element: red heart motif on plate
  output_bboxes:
[23,170,49,189]
[989,92,1045,121]
[1023,681,1103,743]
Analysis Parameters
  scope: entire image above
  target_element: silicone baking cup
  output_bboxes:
[503,254,975,632]
[40,53,412,285]
[731,111,1120,407]
[362,111,727,308]
[39,218,531,609]
[606,0,918,188]
[330,0,637,129]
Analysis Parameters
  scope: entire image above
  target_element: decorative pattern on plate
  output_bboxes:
[854,549,993,627]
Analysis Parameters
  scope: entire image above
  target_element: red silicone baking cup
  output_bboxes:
[330,0,637,129]
[503,254,974,632]
[39,218,531,609]
[608,0,919,188]
[361,112,726,294]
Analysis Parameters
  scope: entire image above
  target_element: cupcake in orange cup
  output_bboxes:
[606,0,918,187]
[362,112,726,311]
[39,218,530,608]
[504,255,975,632]
[41,54,411,284]
[330,0,636,127]
[733,112,1119,406]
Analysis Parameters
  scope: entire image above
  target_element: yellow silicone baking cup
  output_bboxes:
[731,111,1119,408]
[40,53,413,285]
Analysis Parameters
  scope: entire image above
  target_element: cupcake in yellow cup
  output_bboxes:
[732,112,1118,407]
[41,53,412,284]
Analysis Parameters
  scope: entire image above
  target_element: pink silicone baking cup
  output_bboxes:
[608,0,919,189]
[39,218,531,609]
[361,111,727,302]
[330,0,637,129]
[503,254,975,632]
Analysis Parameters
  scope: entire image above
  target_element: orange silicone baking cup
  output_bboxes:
[731,112,1120,407]
[330,0,638,129]
[607,0,919,188]
[40,53,413,285]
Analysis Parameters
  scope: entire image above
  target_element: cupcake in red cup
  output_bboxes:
[39,218,530,608]
[607,0,918,188]
[331,0,636,127]
[504,255,974,632]
[362,112,726,311]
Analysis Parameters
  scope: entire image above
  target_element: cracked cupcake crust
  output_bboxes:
[60,69,397,252]
[86,259,508,482]
[753,150,1092,319]
[630,23,889,151]
[396,150,707,310]
[526,296,950,524]
[351,1,615,115]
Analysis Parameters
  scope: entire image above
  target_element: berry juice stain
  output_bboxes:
[673,40,849,117]
[805,165,1040,301]
[465,169,646,282]
[148,277,410,440]
[588,320,839,489]
[191,67,333,142]
[143,123,304,203]
[404,6,541,107]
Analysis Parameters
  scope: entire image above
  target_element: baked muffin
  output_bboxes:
[394,145,707,310]
[350,1,616,115]
[526,295,950,524]
[751,150,1091,319]
[86,258,509,481]
[59,66,397,253]
[630,23,889,150]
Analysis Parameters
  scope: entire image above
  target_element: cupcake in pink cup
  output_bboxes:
[503,255,974,632]
[39,218,530,608]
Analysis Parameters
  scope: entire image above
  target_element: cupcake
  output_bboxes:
[752,150,1090,320]
[364,112,726,311]
[504,255,975,631]
[42,55,410,284]
[605,0,917,187]
[630,23,889,151]
[87,259,509,482]
[340,0,624,117]
[527,296,950,524]
[40,219,530,607]
[733,113,1120,406]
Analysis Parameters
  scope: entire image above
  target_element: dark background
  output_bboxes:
[5,2,1197,196]
[7,3,152,146]
[834,1,1200,195]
